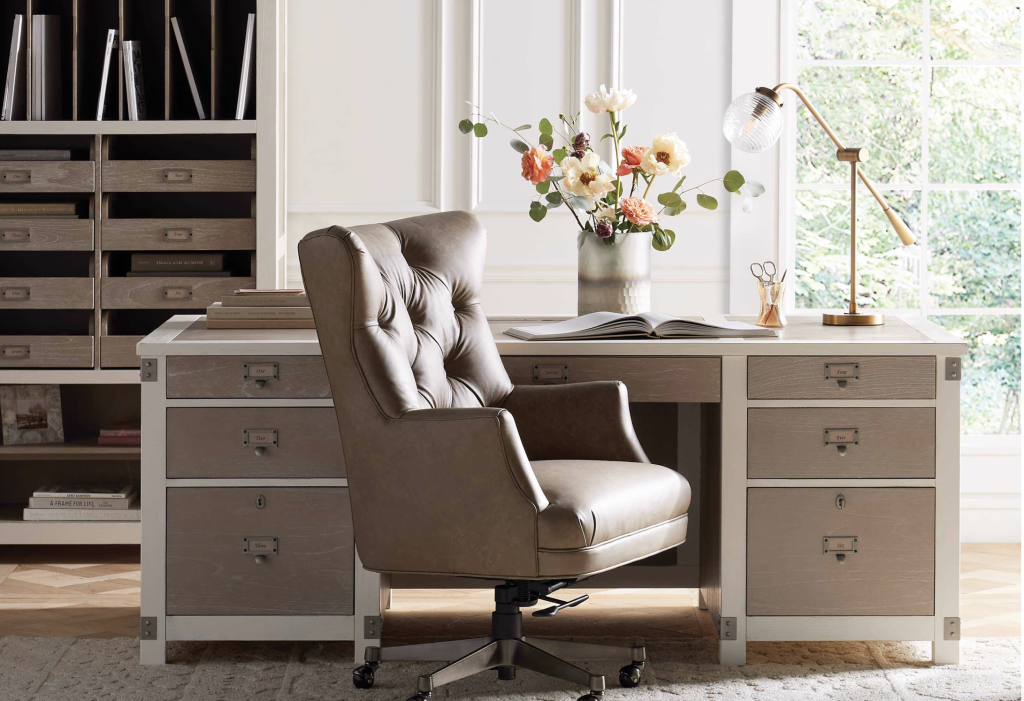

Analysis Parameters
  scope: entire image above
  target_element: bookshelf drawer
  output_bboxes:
[101,276,254,309]
[0,219,94,250]
[100,335,144,368]
[102,218,256,250]
[747,356,936,399]
[166,408,345,479]
[747,408,935,479]
[167,355,331,399]
[0,161,95,192]
[102,160,256,192]
[0,278,94,309]
[166,487,354,616]
[0,335,94,367]
[501,356,721,402]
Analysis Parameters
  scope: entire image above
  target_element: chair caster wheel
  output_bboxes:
[352,664,375,689]
[619,662,643,688]
[578,694,604,701]
[406,694,431,701]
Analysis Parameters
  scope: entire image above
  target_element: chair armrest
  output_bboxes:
[502,381,650,463]
[352,407,548,579]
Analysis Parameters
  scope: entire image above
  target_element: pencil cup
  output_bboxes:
[756,281,787,328]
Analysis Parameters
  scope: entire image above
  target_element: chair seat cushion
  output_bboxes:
[533,460,691,551]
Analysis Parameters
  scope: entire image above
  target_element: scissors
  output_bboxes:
[750,261,778,286]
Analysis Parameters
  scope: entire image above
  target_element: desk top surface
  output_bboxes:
[139,314,967,357]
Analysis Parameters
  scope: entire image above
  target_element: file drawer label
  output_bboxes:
[1,229,29,243]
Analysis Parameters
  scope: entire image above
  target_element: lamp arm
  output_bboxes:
[773,83,915,246]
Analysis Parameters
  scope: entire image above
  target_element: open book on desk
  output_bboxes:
[505,312,777,341]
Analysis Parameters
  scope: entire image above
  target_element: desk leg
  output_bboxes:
[354,547,382,663]
[140,360,168,665]
[718,356,747,666]
[932,357,961,665]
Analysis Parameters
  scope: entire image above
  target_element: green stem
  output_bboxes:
[642,174,656,200]
[609,111,622,202]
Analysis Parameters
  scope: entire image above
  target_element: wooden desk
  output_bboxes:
[138,314,966,666]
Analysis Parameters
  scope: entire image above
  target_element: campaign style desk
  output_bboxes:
[137,314,966,666]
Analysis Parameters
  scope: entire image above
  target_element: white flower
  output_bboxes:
[584,84,637,114]
[640,132,691,177]
[597,205,617,221]
[562,152,615,199]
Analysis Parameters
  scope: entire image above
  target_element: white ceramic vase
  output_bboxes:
[577,230,652,315]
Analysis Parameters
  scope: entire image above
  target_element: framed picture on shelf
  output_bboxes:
[0,385,64,445]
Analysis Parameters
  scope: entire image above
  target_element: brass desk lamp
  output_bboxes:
[723,84,916,326]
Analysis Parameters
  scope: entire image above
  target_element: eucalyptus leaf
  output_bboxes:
[510,139,529,154]
[723,170,745,193]
[602,235,616,246]
[570,195,595,212]
[744,180,766,197]
[742,198,754,214]
[577,231,588,250]
[458,119,473,134]
[529,201,547,222]
[539,133,554,150]
[652,231,671,252]
[548,174,565,182]
[536,181,550,194]
[664,202,687,216]
[513,124,531,131]
[545,192,562,205]
[657,192,683,207]
[539,118,553,135]
[473,123,488,137]
[696,193,718,210]
[671,175,686,192]
[553,147,568,165]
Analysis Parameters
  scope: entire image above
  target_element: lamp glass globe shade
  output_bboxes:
[722,91,784,153]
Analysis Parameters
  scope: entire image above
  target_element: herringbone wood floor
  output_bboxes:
[0,544,1017,640]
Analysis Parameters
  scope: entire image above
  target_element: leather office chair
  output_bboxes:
[299,211,691,701]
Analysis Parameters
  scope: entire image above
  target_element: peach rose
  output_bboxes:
[521,145,554,185]
[619,196,658,226]
[616,146,646,176]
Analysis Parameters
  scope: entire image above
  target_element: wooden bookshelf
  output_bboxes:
[0,0,284,545]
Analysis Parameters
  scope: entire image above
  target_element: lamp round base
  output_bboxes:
[823,312,885,326]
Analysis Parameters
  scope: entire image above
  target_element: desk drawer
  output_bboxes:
[747,488,934,616]
[0,278,94,309]
[502,356,720,403]
[101,276,254,309]
[0,161,95,192]
[0,336,94,367]
[166,407,345,478]
[102,218,256,250]
[747,356,935,399]
[747,408,935,479]
[0,219,94,250]
[167,355,331,399]
[166,487,354,616]
[103,160,256,192]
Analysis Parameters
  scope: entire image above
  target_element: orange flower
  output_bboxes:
[616,146,646,176]
[619,196,658,226]
[521,145,554,185]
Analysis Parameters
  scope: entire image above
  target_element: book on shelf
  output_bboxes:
[95,29,118,121]
[207,302,312,320]
[126,271,231,277]
[130,252,224,273]
[123,40,146,120]
[31,14,61,120]
[33,485,134,499]
[221,291,308,307]
[96,435,141,446]
[206,318,315,329]
[0,202,76,217]
[505,312,778,341]
[99,421,141,437]
[234,288,304,295]
[0,149,71,160]
[23,503,141,521]
[28,491,137,510]
[170,17,206,119]
[235,13,256,119]
[2,14,25,121]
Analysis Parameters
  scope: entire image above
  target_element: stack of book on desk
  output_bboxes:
[96,421,140,447]
[24,485,140,521]
[128,253,228,277]
[206,289,312,329]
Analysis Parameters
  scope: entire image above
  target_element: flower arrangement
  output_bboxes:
[459,85,764,251]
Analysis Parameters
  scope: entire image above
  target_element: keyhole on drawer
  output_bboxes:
[836,380,848,390]
[254,379,266,389]
[835,553,847,564]
[835,494,846,510]
[256,494,266,509]
[837,445,848,457]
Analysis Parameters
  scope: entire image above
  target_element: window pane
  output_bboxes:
[930,315,1021,435]
[797,67,922,185]
[930,67,1021,184]
[798,0,923,60]
[795,189,921,309]
[930,0,1022,60]
[928,190,1022,308]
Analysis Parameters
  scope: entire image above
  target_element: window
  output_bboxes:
[782,0,1021,435]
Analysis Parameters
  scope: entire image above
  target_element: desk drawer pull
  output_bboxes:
[1,170,30,183]
[163,168,193,183]
[163,227,193,241]
[824,362,859,390]
[1,228,29,243]
[1,287,29,300]
[243,362,278,389]
[824,428,859,456]
[242,428,277,456]
[533,364,568,384]
[823,536,858,563]
[1,345,29,358]
[242,536,278,561]
[163,286,192,300]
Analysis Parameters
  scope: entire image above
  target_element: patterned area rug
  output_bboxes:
[0,635,1019,700]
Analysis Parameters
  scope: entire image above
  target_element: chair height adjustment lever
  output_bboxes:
[531,593,589,617]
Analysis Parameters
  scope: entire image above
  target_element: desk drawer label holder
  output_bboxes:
[534,364,568,384]
[1,229,29,243]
